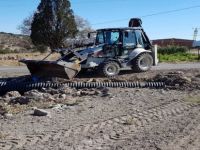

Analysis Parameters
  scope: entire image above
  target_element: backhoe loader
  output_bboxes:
[20,18,156,79]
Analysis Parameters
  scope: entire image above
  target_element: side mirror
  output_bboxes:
[88,33,91,38]
[125,31,129,38]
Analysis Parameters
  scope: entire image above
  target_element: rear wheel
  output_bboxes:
[132,53,153,72]
[100,61,120,78]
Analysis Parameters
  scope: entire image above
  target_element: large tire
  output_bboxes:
[99,61,120,78]
[132,53,153,72]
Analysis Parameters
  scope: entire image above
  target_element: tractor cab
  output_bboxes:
[94,28,152,58]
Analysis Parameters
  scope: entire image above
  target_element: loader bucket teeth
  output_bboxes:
[20,60,81,79]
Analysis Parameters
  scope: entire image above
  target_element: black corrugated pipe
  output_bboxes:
[0,82,7,87]
[0,81,165,96]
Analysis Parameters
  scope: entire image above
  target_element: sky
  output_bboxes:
[0,0,199,40]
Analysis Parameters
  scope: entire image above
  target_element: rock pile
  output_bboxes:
[153,71,190,86]
[0,85,110,116]
[152,71,200,90]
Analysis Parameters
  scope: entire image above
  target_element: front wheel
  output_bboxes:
[132,53,153,72]
[99,61,120,78]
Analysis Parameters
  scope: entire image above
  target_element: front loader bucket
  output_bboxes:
[20,60,81,79]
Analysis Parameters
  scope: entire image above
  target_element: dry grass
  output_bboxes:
[0,52,60,66]
[4,104,28,114]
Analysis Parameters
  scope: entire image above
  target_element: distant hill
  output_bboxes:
[0,32,35,53]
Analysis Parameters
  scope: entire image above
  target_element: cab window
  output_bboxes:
[96,31,104,44]
[135,30,144,46]
[104,31,120,44]
[123,30,136,48]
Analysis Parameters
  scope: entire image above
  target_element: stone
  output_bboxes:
[53,94,60,100]
[33,108,50,116]
[9,96,30,105]
[83,90,96,96]
[52,104,63,110]
[65,98,78,106]
[87,78,97,82]
[181,76,192,83]
[76,91,82,96]
[51,104,70,111]
[169,71,184,75]
[24,90,44,99]
[98,87,110,97]
[0,105,7,116]
[43,88,60,95]
[159,89,165,94]
[4,91,21,98]
[59,94,67,99]
[4,113,13,118]
[42,93,55,101]
[58,86,74,94]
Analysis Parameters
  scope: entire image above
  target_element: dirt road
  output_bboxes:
[153,62,200,70]
[0,62,200,76]
[0,88,200,150]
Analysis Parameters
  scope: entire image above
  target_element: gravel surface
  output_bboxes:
[0,88,200,150]
[0,67,200,150]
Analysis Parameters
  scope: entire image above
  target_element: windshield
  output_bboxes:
[96,30,120,45]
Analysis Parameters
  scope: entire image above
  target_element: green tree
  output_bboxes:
[31,0,77,49]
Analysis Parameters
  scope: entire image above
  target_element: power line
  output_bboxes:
[92,5,200,25]
[72,0,130,4]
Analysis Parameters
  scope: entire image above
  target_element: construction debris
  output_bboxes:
[33,108,50,116]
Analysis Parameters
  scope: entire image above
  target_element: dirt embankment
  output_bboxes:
[0,32,34,52]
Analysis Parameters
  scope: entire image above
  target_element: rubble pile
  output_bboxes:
[151,71,200,90]
[0,85,110,116]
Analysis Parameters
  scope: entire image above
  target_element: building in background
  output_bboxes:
[152,38,194,48]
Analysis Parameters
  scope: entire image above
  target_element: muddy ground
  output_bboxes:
[0,69,200,150]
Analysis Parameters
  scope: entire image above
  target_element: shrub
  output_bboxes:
[159,53,198,62]
[35,45,48,53]
[158,45,188,55]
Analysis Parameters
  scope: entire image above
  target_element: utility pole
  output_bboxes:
[192,28,200,59]
[193,28,199,41]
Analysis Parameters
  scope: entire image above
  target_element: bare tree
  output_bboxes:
[75,15,93,39]
[17,14,33,35]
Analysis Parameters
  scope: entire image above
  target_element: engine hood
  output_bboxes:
[79,44,104,57]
